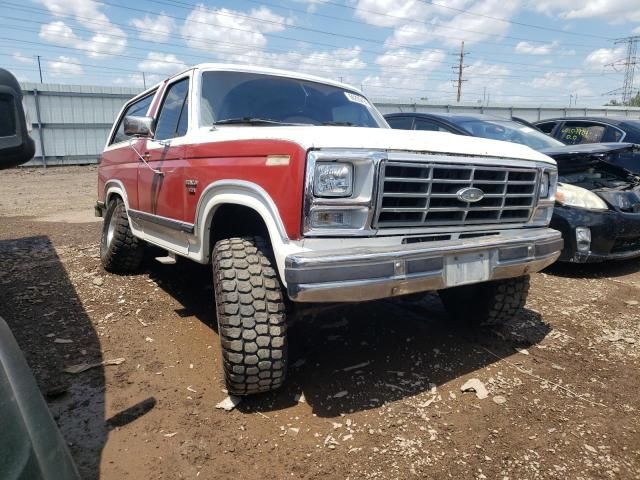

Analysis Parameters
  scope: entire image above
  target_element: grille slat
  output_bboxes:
[374,161,539,229]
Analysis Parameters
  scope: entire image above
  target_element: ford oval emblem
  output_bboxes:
[456,187,485,203]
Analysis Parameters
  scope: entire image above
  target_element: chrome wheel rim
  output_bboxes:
[106,212,117,246]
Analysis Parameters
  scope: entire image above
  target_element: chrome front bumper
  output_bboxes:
[285,228,563,303]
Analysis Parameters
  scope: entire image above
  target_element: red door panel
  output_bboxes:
[98,139,144,210]
[136,140,185,219]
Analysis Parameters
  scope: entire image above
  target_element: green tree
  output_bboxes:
[629,92,640,107]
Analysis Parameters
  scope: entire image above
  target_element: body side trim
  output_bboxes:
[128,209,195,234]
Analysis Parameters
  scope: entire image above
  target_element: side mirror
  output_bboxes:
[124,116,154,138]
[0,68,35,169]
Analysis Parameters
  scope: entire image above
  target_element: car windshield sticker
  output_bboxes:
[344,92,370,107]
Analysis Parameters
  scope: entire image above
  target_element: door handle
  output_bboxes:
[143,152,151,160]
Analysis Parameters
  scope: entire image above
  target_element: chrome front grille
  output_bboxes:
[374,161,539,228]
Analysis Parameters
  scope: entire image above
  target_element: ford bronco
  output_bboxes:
[96,64,562,396]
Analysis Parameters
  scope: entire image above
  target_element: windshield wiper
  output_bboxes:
[213,117,289,126]
[322,121,355,126]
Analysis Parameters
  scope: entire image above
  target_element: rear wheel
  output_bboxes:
[212,237,287,396]
[439,275,530,326]
[100,198,144,273]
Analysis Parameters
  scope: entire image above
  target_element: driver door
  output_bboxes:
[137,76,190,221]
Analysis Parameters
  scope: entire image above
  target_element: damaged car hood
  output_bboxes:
[540,142,638,158]
[541,142,640,212]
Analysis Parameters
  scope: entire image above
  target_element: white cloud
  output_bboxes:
[131,14,175,43]
[531,0,640,23]
[182,4,290,53]
[584,46,625,71]
[138,52,188,75]
[12,53,34,64]
[515,41,558,55]
[375,49,446,71]
[113,73,162,88]
[355,0,520,48]
[36,0,127,57]
[294,0,325,13]
[218,46,366,81]
[46,55,83,76]
[525,70,593,97]
[528,71,568,89]
[465,60,510,91]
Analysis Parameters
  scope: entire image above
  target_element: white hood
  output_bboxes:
[189,126,555,165]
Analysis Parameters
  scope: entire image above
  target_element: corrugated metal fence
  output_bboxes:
[20,82,640,166]
[21,82,140,166]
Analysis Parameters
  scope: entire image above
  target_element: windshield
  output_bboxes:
[456,119,565,151]
[199,71,386,128]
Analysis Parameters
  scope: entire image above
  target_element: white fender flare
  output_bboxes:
[193,180,303,285]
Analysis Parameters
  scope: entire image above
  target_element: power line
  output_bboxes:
[413,0,612,40]
[0,1,614,77]
[0,9,610,77]
[158,0,606,50]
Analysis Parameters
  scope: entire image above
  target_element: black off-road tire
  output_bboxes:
[212,237,287,396]
[100,198,144,273]
[439,275,530,327]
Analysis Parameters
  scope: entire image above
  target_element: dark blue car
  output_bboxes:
[385,112,640,263]
[534,116,640,145]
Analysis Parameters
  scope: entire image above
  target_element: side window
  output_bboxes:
[386,116,414,130]
[111,93,155,145]
[414,118,450,132]
[602,126,624,142]
[536,121,556,135]
[558,121,605,145]
[154,78,189,141]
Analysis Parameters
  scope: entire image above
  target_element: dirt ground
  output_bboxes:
[0,166,639,480]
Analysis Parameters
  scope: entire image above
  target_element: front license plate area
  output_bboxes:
[445,251,491,287]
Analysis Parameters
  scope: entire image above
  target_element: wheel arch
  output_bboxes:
[104,179,130,209]
[195,181,295,282]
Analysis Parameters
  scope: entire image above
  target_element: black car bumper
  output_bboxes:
[551,205,640,262]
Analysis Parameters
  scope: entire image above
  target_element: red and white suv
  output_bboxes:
[96,64,562,395]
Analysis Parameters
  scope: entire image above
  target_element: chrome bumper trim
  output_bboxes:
[285,228,562,303]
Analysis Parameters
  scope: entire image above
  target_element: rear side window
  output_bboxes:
[602,126,625,142]
[154,78,189,141]
[536,121,556,134]
[414,118,450,132]
[559,122,606,145]
[111,93,155,145]
[386,116,414,130]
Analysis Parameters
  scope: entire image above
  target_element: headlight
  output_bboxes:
[540,172,549,198]
[556,183,608,210]
[313,162,353,197]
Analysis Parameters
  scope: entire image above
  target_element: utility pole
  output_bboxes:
[453,41,468,103]
[604,36,639,104]
[142,71,147,89]
[37,55,43,84]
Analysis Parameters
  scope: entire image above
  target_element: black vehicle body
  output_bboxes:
[533,116,640,145]
[385,112,640,263]
[0,68,35,169]
[0,317,80,480]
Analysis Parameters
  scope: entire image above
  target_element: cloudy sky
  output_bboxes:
[2,0,639,106]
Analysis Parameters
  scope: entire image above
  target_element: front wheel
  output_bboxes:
[100,198,144,273]
[439,275,530,326]
[212,237,287,396]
